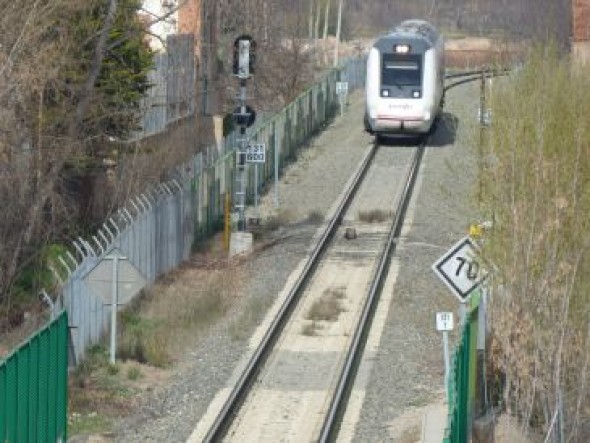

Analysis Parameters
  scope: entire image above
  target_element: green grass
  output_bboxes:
[68,412,112,436]
[126,366,143,381]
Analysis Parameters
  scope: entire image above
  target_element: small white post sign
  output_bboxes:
[336,81,349,116]
[246,143,266,163]
[436,311,454,397]
[336,81,348,95]
[436,311,454,332]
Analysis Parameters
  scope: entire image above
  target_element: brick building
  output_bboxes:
[573,0,590,64]
[141,0,224,148]
[178,0,225,148]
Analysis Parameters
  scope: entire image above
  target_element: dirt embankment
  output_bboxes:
[445,37,527,69]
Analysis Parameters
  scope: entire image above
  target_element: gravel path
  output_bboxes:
[351,82,481,441]
[113,80,481,442]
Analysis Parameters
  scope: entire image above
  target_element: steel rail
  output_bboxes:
[318,139,427,442]
[445,67,511,80]
[445,69,485,79]
[204,143,378,442]
[444,75,483,92]
[318,66,514,440]
[445,69,511,92]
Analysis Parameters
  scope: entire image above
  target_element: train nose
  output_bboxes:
[372,102,433,133]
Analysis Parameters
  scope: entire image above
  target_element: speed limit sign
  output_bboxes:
[432,236,488,303]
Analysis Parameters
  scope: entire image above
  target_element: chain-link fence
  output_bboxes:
[51,57,367,365]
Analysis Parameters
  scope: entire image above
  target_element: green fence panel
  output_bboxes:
[444,306,479,443]
[0,311,68,443]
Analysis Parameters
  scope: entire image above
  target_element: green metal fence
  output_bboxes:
[0,311,68,443]
[444,303,479,443]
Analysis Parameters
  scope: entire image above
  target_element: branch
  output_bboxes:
[139,0,188,28]
[0,0,44,79]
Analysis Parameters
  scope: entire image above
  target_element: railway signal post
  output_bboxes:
[230,35,257,255]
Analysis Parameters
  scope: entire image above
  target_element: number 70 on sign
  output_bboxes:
[432,236,489,303]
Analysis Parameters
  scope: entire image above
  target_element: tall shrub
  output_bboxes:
[481,45,590,440]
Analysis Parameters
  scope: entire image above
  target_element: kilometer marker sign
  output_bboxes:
[432,236,488,303]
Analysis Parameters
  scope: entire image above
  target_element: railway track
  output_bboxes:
[201,137,427,442]
[194,68,503,443]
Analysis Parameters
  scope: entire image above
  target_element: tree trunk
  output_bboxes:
[323,0,331,64]
[74,0,118,131]
[308,0,314,39]
[333,0,343,67]
[323,0,331,41]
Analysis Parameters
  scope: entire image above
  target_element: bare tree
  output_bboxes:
[215,0,316,113]
[322,0,331,64]
[0,0,156,318]
[333,0,344,67]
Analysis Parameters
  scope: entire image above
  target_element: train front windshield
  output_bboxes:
[381,54,422,87]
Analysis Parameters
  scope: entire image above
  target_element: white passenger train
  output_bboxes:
[364,20,445,138]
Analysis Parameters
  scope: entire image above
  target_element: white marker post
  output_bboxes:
[336,81,348,116]
[274,123,280,208]
[109,253,120,364]
[254,162,259,220]
[436,311,454,400]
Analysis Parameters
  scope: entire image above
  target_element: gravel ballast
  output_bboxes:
[113,81,481,442]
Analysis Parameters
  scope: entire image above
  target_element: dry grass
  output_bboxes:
[120,266,239,365]
[228,294,273,341]
[301,321,322,336]
[68,345,173,436]
[494,414,540,443]
[305,287,346,322]
[397,425,420,443]
[479,44,590,439]
[68,245,244,436]
[358,209,392,223]
[263,209,296,230]
[307,209,324,223]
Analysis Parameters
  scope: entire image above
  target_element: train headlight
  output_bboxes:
[381,89,390,97]
[394,44,410,53]
[412,90,421,98]
[424,111,431,121]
